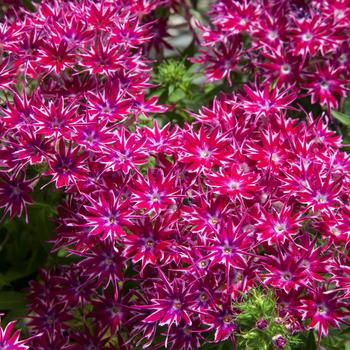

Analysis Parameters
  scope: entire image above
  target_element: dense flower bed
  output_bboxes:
[0,0,349,350]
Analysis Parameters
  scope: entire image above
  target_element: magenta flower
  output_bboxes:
[141,121,179,154]
[303,63,349,111]
[300,288,349,336]
[203,220,252,273]
[101,127,148,174]
[202,300,238,342]
[256,204,301,245]
[37,40,76,74]
[193,38,243,84]
[0,319,30,350]
[289,12,335,59]
[138,270,195,328]
[206,164,261,203]
[77,240,125,289]
[0,172,37,222]
[80,39,127,75]
[1,0,350,349]
[247,127,290,173]
[182,194,231,237]
[180,125,232,173]
[131,168,179,215]
[82,190,132,240]
[86,80,132,122]
[46,140,87,188]
[296,162,343,214]
[262,250,309,293]
[239,83,297,120]
[32,98,80,139]
[122,216,175,273]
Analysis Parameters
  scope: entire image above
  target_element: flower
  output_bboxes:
[0,172,37,222]
[137,270,195,328]
[0,318,30,350]
[272,334,287,349]
[302,64,349,111]
[300,288,349,336]
[82,190,132,240]
[131,168,179,215]
[256,318,268,329]
[1,0,350,349]
[238,83,297,120]
[179,125,232,174]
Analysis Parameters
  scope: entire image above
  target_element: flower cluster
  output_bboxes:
[0,0,350,350]
[0,0,172,222]
[26,90,350,348]
[193,0,350,112]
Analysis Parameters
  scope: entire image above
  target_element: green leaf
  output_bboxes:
[332,110,350,126]
[23,0,35,11]
[0,291,26,311]
[169,88,186,103]
[305,331,317,350]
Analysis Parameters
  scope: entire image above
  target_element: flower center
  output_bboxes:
[109,216,117,224]
[235,272,243,282]
[271,152,279,162]
[330,226,340,236]
[199,259,208,268]
[281,64,291,74]
[105,257,114,265]
[315,193,327,204]
[199,149,211,158]
[281,272,292,281]
[320,81,329,89]
[146,239,154,247]
[274,223,286,234]
[173,300,182,309]
[334,9,345,19]
[339,53,347,64]
[268,31,278,40]
[317,304,327,315]
[200,293,208,301]
[239,18,248,25]
[11,185,22,196]
[151,193,160,202]
[223,315,232,323]
[209,216,218,225]
[302,32,313,41]
[228,181,240,190]
[223,246,232,254]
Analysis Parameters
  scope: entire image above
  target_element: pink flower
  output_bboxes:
[303,64,349,111]
[37,40,76,74]
[0,172,37,222]
[131,168,179,215]
[46,140,87,188]
[300,288,349,336]
[101,127,148,174]
[256,204,301,245]
[32,98,80,139]
[239,83,297,120]
[82,190,132,240]
[0,319,30,350]
[206,164,261,203]
[80,39,128,75]
[179,126,232,173]
[122,216,175,273]
[138,270,195,328]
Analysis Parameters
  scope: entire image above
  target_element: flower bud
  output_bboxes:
[272,334,287,349]
[256,318,268,330]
